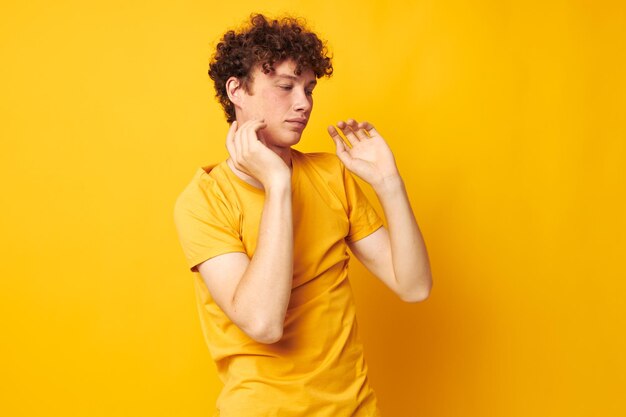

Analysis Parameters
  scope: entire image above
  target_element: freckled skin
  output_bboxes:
[236,59,316,157]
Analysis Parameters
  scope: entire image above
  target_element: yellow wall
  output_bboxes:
[2,1,624,416]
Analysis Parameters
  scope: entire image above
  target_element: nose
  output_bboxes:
[293,88,312,113]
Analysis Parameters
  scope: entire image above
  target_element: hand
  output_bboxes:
[327,119,400,188]
[226,120,291,189]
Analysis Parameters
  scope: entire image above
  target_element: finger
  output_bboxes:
[349,119,369,141]
[234,122,246,165]
[326,124,343,140]
[327,124,350,147]
[358,121,373,130]
[357,121,374,137]
[337,120,360,146]
[225,121,238,157]
[327,124,349,146]
[251,120,267,145]
[327,125,352,165]
[360,121,379,138]
[240,120,257,159]
[245,120,267,152]
[346,118,360,131]
[240,119,266,137]
[251,119,266,132]
[241,123,250,157]
[257,133,268,147]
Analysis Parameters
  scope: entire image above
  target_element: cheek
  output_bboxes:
[266,92,286,109]
[248,93,280,119]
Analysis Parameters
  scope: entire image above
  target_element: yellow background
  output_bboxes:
[1,1,624,416]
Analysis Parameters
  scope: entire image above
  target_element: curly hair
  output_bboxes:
[208,13,333,123]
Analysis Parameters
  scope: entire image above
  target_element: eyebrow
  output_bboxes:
[275,74,317,86]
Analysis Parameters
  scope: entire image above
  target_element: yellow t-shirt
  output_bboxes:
[174,150,384,417]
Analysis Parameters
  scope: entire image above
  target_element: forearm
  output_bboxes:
[231,182,293,340]
[374,176,432,301]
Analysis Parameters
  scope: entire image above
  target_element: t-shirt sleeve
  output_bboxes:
[174,179,245,271]
[342,164,384,242]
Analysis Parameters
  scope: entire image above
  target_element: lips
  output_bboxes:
[284,119,307,132]
[285,118,307,127]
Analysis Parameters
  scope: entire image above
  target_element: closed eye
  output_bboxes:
[278,84,314,96]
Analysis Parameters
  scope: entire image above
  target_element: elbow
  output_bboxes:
[400,290,430,303]
[246,321,284,344]
[400,280,432,303]
[254,328,283,344]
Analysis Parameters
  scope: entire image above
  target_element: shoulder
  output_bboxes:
[175,165,215,205]
[292,150,351,204]
[293,150,345,176]
[174,162,234,219]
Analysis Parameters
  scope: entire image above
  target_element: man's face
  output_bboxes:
[237,59,316,148]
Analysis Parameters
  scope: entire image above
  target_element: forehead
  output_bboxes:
[252,59,316,83]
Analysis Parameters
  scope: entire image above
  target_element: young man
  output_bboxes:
[174,14,432,417]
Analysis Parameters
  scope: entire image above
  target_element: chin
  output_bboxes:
[264,129,303,148]
[283,132,303,146]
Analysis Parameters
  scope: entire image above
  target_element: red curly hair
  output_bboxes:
[208,13,333,123]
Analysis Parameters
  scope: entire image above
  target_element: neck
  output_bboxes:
[226,146,293,190]
[267,144,293,167]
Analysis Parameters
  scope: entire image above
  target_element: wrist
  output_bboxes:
[264,174,291,194]
[372,174,404,196]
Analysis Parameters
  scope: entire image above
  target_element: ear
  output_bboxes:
[226,76,244,105]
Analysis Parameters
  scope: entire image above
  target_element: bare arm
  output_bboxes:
[197,120,293,343]
[328,119,432,302]
[349,179,432,302]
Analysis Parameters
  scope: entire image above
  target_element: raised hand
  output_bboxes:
[226,120,291,189]
[327,119,400,188]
